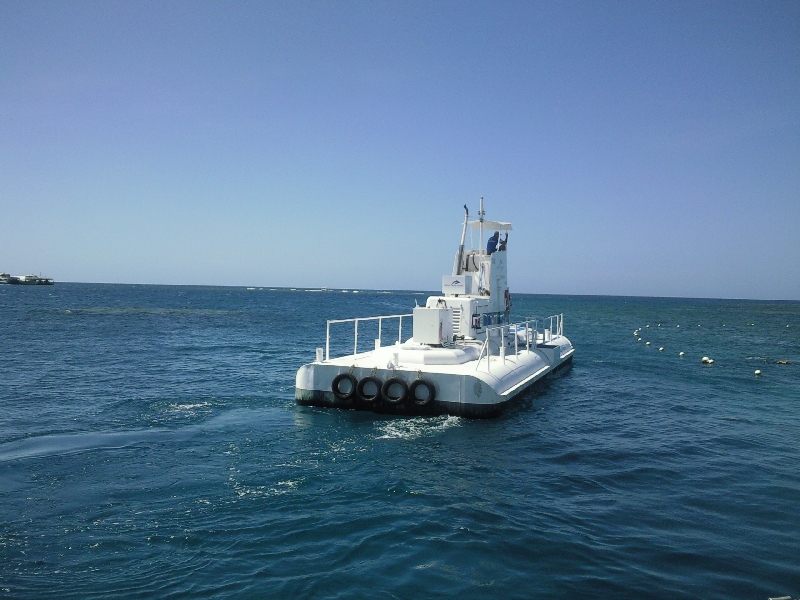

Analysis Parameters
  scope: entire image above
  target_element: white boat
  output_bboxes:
[295,198,575,418]
[3,274,54,285]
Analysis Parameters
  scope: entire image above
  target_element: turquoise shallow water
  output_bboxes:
[1,284,798,599]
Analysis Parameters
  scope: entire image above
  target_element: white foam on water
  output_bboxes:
[374,415,463,440]
[0,429,169,463]
[230,478,301,499]
[168,401,211,412]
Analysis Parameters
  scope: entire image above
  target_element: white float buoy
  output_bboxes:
[646,325,650,328]
[646,341,651,345]
[755,370,761,376]
[679,352,684,357]
[676,325,680,328]
[658,324,661,327]
[701,356,714,364]
[659,347,664,351]
[638,338,642,341]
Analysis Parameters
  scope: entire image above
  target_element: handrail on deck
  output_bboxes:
[475,319,537,373]
[323,312,565,367]
[475,313,565,373]
[325,313,413,361]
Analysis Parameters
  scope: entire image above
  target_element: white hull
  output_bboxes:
[296,333,574,418]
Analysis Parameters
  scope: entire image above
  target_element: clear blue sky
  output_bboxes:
[1,1,798,299]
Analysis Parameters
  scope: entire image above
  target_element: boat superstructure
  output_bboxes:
[295,198,574,418]
[1,273,54,285]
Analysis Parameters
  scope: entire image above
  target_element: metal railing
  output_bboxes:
[325,313,413,361]
[475,313,564,373]
[550,313,564,338]
[322,311,564,367]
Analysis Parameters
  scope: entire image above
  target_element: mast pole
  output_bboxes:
[479,196,484,255]
[452,204,469,276]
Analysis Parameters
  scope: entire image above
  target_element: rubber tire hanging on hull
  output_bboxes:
[331,373,357,400]
[381,377,408,404]
[409,379,436,406]
[356,376,382,403]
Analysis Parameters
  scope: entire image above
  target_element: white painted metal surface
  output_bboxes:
[296,199,574,417]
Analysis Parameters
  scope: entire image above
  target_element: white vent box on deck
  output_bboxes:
[442,275,473,296]
[413,307,453,346]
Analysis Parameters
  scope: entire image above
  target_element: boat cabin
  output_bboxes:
[412,202,512,345]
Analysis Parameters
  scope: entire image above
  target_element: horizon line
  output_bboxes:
[8,281,799,303]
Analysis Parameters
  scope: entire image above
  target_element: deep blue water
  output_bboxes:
[1,283,798,599]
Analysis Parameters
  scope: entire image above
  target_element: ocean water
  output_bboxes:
[1,283,798,599]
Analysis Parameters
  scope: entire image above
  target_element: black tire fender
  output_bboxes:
[381,377,408,404]
[331,373,357,400]
[356,376,382,402]
[409,379,436,406]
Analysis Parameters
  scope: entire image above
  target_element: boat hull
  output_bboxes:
[296,355,572,418]
[295,338,574,419]
[5,278,54,285]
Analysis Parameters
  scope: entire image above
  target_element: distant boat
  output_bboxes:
[2,273,54,285]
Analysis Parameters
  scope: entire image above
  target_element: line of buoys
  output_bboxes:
[631,321,793,372]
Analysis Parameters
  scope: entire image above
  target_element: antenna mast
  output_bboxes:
[452,204,469,276]
[479,196,485,255]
